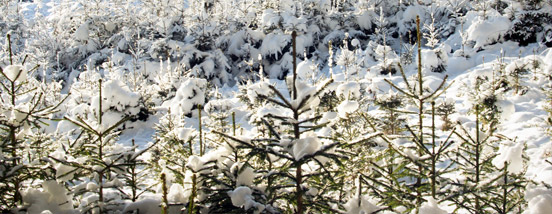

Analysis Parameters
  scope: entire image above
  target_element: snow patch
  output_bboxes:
[416,197,447,214]
[292,132,321,160]
[163,78,207,116]
[497,99,515,123]
[232,163,255,187]
[337,81,361,99]
[22,181,74,214]
[524,187,552,214]
[493,141,524,174]
[173,127,195,142]
[337,100,359,118]
[75,21,89,41]
[3,65,27,82]
[297,60,315,80]
[467,16,511,49]
[186,155,206,172]
[357,11,372,31]
[260,33,289,59]
[168,183,188,204]
[344,195,380,214]
[228,186,265,213]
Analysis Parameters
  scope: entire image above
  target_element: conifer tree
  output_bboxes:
[488,146,528,214]
[50,79,145,213]
[215,31,350,213]
[0,34,67,211]
[366,16,455,212]
[448,105,498,213]
[447,105,528,213]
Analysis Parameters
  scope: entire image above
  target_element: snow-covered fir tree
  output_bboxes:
[0,0,551,213]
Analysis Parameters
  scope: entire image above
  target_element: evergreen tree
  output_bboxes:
[215,31,348,213]
[0,34,67,211]
[366,16,455,212]
[50,79,146,213]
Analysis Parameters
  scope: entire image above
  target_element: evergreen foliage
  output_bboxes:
[1,0,551,213]
[0,34,67,212]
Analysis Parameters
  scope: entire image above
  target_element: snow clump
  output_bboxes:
[344,195,380,214]
[231,162,255,187]
[337,81,361,99]
[292,132,321,160]
[337,100,359,118]
[21,180,74,214]
[163,78,207,116]
[246,81,272,103]
[228,186,265,213]
[336,81,361,118]
[297,60,315,80]
[467,16,511,49]
[3,65,26,82]
[101,79,140,114]
[523,186,552,214]
[416,197,447,214]
[492,141,524,174]
[168,183,188,204]
[186,155,206,172]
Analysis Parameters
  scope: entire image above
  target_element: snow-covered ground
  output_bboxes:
[1,0,552,213]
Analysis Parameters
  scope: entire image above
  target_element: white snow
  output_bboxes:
[3,65,26,82]
[421,48,447,73]
[162,78,207,116]
[402,5,425,24]
[306,187,318,196]
[467,16,511,50]
[236,165,255,187]
[261,9,280,29]
[416,197,447,214]
[523,186,552,214]
[75,21,90,41]
[344,195,380,214]
[123,198,162,214]
[105,22,116,32]
[228,186,251,207]
[319,111,338,125]
[493,141,524,174]
[337,100,359,118]
[228,186,265,213]
[246,81,272,103]
[9,103,30,126]
[168,183,188,204]
[297,60,315,80]
[260,33,290,59]
[356,10,372,31]
[337,81,361,99]
[423,75,446,92]
[54,164,76,182]
[186,155,206,172]
[7,1,552,213]
[204,98,234,115]
[85,182,98,191]
[173,127,195,141]
[292,79,318,110]
[532,160,552,185]
[497,99,516,123]
[351,39,360,48]
[21,181,74,214]
[525,194,552,214]
[292,132,321,160]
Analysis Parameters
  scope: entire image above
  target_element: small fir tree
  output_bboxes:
[0,34,67,211]
[50,79,140,213]
[215,31,347,213]
[369,16,455,212]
